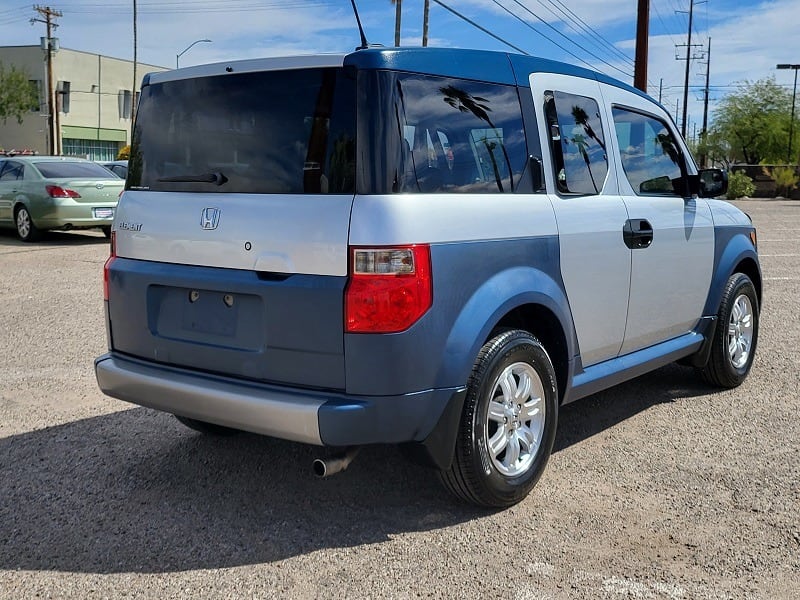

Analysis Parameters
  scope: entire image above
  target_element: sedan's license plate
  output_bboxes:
[93,207,114,219]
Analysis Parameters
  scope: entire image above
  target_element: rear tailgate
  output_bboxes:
[108,191,353,390]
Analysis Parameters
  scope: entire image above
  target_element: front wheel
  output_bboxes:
[700,272,759,388]
[15,206,42,242]
[440,329,558,508]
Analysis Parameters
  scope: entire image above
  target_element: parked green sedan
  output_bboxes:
[0,156,124,242]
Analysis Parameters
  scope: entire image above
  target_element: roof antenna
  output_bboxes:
[349,0,370,50]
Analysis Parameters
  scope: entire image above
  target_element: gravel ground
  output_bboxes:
[0,200,798,599]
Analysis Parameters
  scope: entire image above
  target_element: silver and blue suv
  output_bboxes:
[95,48,761,507]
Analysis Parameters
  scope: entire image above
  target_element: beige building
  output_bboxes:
[0,45,167,160]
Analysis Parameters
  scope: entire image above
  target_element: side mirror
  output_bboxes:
[696,168,728,198]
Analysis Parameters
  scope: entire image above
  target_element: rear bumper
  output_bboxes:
[32,199,116,229]
[94,353,462,447]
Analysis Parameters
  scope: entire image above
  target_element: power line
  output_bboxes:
[431,0,529,55]
[544,0,635,67]
[506,0,634,77]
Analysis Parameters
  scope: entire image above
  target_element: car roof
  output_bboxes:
[143,47,650,103]
[3,155,93,162]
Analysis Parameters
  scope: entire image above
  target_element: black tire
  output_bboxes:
[439,329,558,508]
[174,415,240,436]
[15,205,42,242]
[700,273,759,388]
[100,226,112,239]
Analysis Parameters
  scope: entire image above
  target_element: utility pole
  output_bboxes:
[699,38,712,167]
[634,0,649,92]
[677,0,706,139]
[131,0,137,145]
[31,5,62,155]
[422,0,430,47]
[392,0,401,46]
[658,78,663,103]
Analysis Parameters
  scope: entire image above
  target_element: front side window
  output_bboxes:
[545,91,608,195]
[359,72,529,194]
[128,68,356,194]
[612,107,687,197]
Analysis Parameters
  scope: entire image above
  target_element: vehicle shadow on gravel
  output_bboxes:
[0,229,108,247]
[555,362,711,452]
[0,364,712,574]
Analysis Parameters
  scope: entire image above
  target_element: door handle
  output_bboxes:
[623,218,654,249]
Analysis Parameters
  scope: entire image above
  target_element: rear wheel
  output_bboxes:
[440,329,558,508]
[15,206,42,242]
[174,415,240,436]
[100,226,112,239]
[700,273,759,388]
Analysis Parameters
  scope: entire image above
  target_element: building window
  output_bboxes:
[118,89,132,119]
[57,80,71,114]
[62,138,120,161]
[28,80,42,112]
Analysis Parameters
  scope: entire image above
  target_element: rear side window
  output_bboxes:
[545,90,608,195]
[612,107,687,197]
[34,161,113,179]
[359,72,529,194]
[0,161,24,181]
[128,68,356,194]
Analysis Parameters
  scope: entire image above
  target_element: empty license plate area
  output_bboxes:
[92,207,114,219]
[148,285,265,351]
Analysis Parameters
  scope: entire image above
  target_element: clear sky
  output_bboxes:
[1,0,798,138]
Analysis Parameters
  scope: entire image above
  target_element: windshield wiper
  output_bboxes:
[158,171,228,186]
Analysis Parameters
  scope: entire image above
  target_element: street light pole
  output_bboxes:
[176,39,212,68]
[777,63,800,164]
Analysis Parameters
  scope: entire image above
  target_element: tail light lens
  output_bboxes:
[345,245,432,333]
[103,231,116,301]
[45,185,81,198]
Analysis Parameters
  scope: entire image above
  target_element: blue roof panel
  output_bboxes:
[344,48,517,85]
[343,48,655,104]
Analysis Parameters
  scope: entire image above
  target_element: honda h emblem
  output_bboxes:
[200,207,220,230]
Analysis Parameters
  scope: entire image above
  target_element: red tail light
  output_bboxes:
[345,245,432,333]
[45,185,81,198]
[103,231,116,301]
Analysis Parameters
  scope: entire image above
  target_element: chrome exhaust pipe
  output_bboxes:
[313,447,360,478]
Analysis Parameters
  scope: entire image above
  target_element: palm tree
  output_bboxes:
[440,84,514,191]
[570,106,605,152]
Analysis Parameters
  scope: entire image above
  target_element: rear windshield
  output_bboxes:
[34,161,116,179]
[128,68,356,194]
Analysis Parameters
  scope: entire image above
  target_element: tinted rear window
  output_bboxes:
[34,161,116,179]
[128,68,356,194]
[358,71,530,194]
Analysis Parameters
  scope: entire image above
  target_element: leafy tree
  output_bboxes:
[117,145,131,160]
[0,61,38,125]
[692,129,734,169]
[711,77,796,165]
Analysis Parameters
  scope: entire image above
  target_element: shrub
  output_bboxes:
[771,166,799,197]
[117,145,130,160]
[727,171,755,200]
